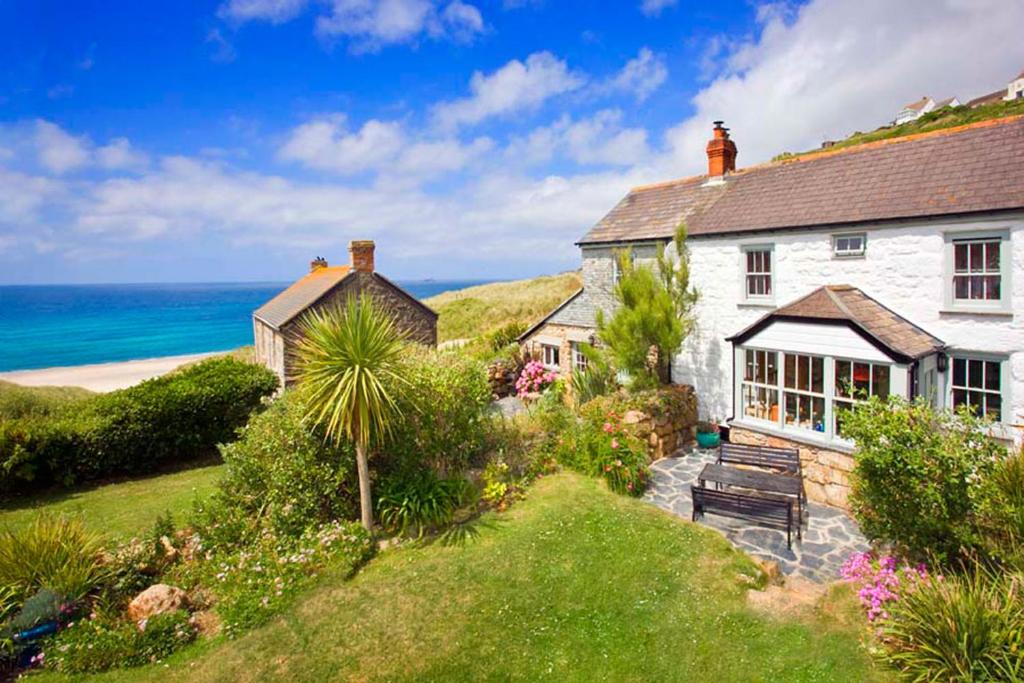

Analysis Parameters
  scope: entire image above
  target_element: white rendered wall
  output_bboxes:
[580,214,1024,436]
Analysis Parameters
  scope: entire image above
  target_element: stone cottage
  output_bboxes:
[253,240,437,387]
[522,116,1024,509]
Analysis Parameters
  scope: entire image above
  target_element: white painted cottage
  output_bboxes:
[522,116,1024,505]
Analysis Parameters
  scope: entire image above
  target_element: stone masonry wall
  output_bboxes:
[729,425,855,510]
[616,385,699,461]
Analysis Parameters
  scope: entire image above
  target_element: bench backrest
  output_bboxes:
[719,442,800,474]
[690,485,792,524]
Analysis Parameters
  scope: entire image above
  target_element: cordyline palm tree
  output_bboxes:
[295,295,407,531]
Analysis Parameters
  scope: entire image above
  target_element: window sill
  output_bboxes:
[728,418,856,454]
[738,300,776,309]
[939,308,1013,318]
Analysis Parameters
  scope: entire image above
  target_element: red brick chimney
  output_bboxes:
[706,121,737,177]
[349,240,375,273]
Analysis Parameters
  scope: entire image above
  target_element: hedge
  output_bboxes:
[0,358,278,494]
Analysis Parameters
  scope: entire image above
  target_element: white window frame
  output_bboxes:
[781,352,827,435]
[570,342,588,373]
[735,344,900,445]
[740,348,780,425]
[943,229,1011,313]
[833,358,891,440]
[947,353,1010,423]
[741,244,774,303]
[541,343,560,370]
[832,232,866,259]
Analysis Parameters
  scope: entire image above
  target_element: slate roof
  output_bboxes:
[579,115,1024,245]
[253,266,352,329]
[518,288,588,341]
[728,285,945,362]
[967,89,1007,107]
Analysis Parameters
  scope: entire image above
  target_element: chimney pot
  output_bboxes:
[706,120,737,177]
[310,256,328,272]
[349,240,375,273]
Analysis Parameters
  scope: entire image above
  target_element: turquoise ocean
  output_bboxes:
[0,281,489,372]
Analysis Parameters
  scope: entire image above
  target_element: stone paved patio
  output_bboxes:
[644,447,869,583]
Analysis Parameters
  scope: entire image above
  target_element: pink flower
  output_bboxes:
[611,439,619,450]
[603,422,613,433]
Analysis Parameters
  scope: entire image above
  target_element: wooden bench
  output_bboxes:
[691,485,797,548]
[718,442,801,475]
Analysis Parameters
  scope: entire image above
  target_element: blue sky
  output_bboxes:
[1,0,1022,284]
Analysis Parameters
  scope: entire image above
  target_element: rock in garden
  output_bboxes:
[127,584,189,622]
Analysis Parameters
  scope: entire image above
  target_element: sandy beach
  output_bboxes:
[0,352,222,393]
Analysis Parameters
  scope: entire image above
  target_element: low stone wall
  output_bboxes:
[486,358,523,398]
[615,385,699,460]
[728,426,855,510]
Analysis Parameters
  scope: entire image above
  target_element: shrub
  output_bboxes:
[569,348,617,407]
[376,471,472,537]
[42,610,196,674]
[174,520,372,636]
[0,382,92,420]
[0,358,278,492]
[214,391,358,538]
[516,361,557,398]
[550,412,649,496]
[387,350,492,477]
[486,321,527,351]
[975,448,1024,569]
[840,398,1005,562]
[0,515,107,605]
[876,564,1024,681]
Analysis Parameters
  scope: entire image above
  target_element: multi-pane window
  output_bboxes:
[783,353,825,432]
[833,233,866,258]
[834,360,890,437]
[953,238,1001,301]
[951,357,1003,421]
[542,344,560,369]
[741,349,779,422]
[570,342,588,373]
[744,248,773,298]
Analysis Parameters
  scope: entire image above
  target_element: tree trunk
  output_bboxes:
[355,441,374,532]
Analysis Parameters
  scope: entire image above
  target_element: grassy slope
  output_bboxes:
[0,380,93,419]
[779,99,1024,160]
[65,473,884,683]
[0,464,223,541]
[425,272,582,342]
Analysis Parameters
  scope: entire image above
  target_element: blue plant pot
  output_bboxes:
[696,431,720,449]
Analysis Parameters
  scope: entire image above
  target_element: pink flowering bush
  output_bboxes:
[550,410,649,496]
[516,360,557,398]
[840,551,934,622]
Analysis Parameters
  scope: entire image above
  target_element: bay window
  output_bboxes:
[736,346,897,443]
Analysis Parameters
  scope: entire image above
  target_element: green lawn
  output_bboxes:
[54,473,885,682]
[0,464,223,542]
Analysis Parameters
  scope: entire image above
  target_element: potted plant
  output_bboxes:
[695,419,721,449]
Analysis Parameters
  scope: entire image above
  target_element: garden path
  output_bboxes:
[644,448,869,583]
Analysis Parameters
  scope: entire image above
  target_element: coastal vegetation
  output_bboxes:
[0,358,276,494]
[0,381,93,420]
[775,97,1024,161]
[424,271,581,342]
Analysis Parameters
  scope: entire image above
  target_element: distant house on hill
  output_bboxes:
[894,95,959,125]
[967,68,1024,107]
[253,240,437,387]
[1007,69,1024,101]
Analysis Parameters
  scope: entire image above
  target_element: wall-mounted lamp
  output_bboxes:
[936,352,948,373]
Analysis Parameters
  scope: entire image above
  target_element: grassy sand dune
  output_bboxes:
[425,271,582,342]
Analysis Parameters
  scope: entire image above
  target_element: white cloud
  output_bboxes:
[506,110,651,167]
[606,47,667,102]
[96,138,150,171]
[433,51,585,129]
[206,29,238,63]
[664,0,1024,176]
[217,0,308,24]
[639,0,676,17]
[34,121,91,174]
[315,0,484,51]
[278,116,406,175]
